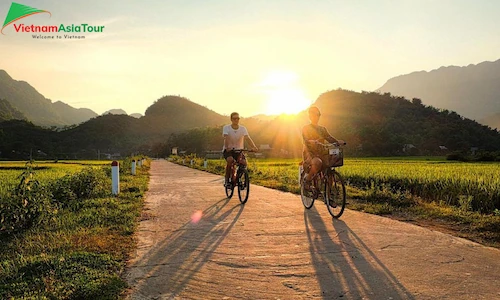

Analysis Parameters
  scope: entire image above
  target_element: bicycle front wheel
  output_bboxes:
[237,169,250,204]
[325,170,346,218]
[300,175,314,209]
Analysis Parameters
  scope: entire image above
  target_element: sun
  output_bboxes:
[266,88,311,115]
[259,70,311,115]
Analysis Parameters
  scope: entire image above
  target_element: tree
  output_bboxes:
[412,98,422,106]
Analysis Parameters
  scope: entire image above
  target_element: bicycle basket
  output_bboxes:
[323,145,343,167]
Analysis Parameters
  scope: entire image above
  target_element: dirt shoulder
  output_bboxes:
[125,160,500,299]
[389,214,500,249]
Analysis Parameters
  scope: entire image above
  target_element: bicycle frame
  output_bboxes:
[228,150,247,180]
[306,165,330,197]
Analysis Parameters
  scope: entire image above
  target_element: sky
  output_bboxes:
[1,0,499,117]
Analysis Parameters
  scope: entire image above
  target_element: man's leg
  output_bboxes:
[225,158,234,185]
[304,156,322,189]
[224,151,235,186]
[308,157,322,179]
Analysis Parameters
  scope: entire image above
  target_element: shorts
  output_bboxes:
[303,152,326,170]
[223,149,242,160]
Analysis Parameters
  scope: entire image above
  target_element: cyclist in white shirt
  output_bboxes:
[223,112,258,187]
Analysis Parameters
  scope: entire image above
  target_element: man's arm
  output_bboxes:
[322,127,346,145]
[302,126,318,151]
[245,135,258,151]
[222,125,230,150]
[322,127,339,144]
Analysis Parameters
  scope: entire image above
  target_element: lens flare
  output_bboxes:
[191,210,203,224]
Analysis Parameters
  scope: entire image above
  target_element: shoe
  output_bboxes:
[224,180,232,188]
[328,199,337,208]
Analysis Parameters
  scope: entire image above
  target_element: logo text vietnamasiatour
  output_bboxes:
[12,23,105,33]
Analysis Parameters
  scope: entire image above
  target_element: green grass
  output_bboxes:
[0,159,149,299]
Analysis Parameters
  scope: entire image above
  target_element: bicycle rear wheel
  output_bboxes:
[325,170,346,218]
[300,174,314,209]
[225,181,234,199]
[237,169,250,204]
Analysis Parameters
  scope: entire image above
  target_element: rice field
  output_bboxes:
[341,159,500,212]
[181,156,500,213]
[0,160,112,197]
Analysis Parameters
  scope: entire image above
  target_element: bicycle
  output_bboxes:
[299,141,347,218]
[224,149,253,204]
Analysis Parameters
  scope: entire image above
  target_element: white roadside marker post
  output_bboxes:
[112,161,120,195]
[131,159,136,175]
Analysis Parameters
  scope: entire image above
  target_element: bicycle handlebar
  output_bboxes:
[230,148,257,153]
[307,140,347,147]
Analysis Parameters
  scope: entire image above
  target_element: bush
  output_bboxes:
[0,162,54,234]
[475,151,497,162]
[447,151,500,162]
[50,175,77,208]
[446,152,468,161]
[50,167,109,210]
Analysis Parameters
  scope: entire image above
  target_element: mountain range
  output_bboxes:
[378,59,500,128]
[0,70,143,126]
[0,70,97,126]
[5,58,500,130]
[0,98,26,122]
[1,89,500,160]
[1,61,500,160]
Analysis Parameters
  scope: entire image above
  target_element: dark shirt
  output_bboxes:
[302,124,336,158]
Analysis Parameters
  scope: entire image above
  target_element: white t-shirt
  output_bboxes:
[223,124,249,151]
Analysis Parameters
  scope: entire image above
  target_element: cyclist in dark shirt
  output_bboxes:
[302,106,343,188]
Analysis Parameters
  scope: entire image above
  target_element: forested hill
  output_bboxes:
[142,95,228,135]
[1,90,500,159]
[170,89,500,157]
[309,89,500,155]
[0,95,229,159]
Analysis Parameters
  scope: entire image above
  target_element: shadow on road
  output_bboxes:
[129,196,245,297]
[304,207,415,299]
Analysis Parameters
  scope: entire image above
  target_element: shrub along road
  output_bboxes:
[125,160,500,299]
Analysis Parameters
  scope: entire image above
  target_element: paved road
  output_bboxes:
[125,160,500,299]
